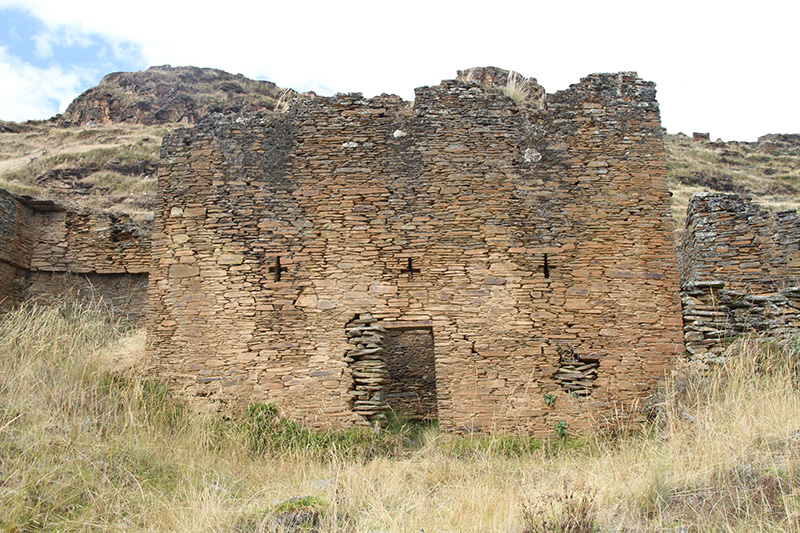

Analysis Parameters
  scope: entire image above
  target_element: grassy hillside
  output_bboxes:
[0,122,166,220]
[1,302,799,531]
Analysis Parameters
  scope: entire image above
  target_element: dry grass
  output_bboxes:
[504,71,534,106]
[0,122,168,220]
[2,303,800,531]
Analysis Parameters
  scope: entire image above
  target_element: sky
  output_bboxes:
[0,0,796,142]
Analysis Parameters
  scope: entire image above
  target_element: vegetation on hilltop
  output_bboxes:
[58,65,295,127]
[665,133,800,234]
[2,302,800,531]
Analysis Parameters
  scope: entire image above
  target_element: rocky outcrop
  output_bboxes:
[57,65,294,126]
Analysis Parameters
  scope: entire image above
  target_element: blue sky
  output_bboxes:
[0,0,797,141]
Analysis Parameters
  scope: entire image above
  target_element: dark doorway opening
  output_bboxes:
[384,328,438,421]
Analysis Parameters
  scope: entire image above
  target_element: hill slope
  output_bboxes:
[667,133,800,232]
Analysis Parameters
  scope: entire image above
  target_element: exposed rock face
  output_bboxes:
[57,65,293,126]
[757,133,800,154]
[0,120,20,133]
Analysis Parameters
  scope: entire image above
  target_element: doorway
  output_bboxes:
[384,328,438,421]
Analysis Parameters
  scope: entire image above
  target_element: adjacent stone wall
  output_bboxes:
[680,193,800,358]
[28,210,150,275]
[0,261,27,312]
[25,271,149,323]
[0,188,150,321]
[0,189,39,310]
[681,281,800,363]
[680,193,800,293]
[150,70,684,434]
[0,189,37,268]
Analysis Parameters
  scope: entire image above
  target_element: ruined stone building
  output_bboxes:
[147,70,685,433]
[11,68,797,434]
[680,193,800,361]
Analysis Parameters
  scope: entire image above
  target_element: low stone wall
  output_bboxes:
[0,261,27,311]
[25,271,149,323]
[680,193,800,293]
[681,280,800,363]
[29,210,150,275]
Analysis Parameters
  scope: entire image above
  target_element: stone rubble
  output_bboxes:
[345,313,390,424]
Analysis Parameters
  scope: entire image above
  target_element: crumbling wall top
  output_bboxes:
[680,192,800,292]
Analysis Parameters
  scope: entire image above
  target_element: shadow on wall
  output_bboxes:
[24,271,148,325]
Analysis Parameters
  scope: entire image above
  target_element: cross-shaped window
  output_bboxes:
[268,256,288,281]
[400,258,420,281]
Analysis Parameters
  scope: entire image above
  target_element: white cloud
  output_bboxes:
[32,24,97,59]
[0,47,89,121]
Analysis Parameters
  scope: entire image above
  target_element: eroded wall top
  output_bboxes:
[680,192,800,292]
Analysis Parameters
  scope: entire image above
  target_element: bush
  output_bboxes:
[521,482,597,533]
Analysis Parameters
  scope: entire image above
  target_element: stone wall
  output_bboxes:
[680,193,800,293]
[681,281,800,363]
[28,210,150,275]
[0,261,27,312]
[680,193,800,359]
[25,271,149,323]
[1,190,43,310]
[149,69,684,434]
[0,188,150,322]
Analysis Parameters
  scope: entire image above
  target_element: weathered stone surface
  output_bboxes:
[680,193,800,360]
[680,193,800,293]
[147,68,685,434]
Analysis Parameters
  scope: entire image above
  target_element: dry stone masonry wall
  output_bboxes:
[680,193,800,293]
[681,281,800,363]
[0,188,150,321]
[345,314,390,424]
[7,68,800,433]
[680,193,800,360]
[149,69,685,434]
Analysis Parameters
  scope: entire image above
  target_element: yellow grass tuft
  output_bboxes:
[503,71,533,106]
